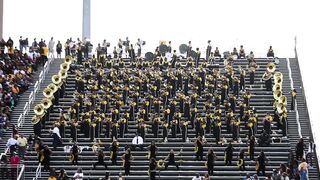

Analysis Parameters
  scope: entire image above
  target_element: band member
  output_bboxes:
[296,138,305,161]
[52,123,62,150]
[206,40,212,60]
[171,50,177,68]
[239,45,245,58]
[121,148,134,176]
[195,48,201,68]
[119,118,126,138]
[110,139,119,165]
[233,77,240,97]
[262,71,273,91]
[149,158,157,180]
[290,89,297,111]
[213,47,221,58]
[206,149,217,176]
[224,143,234,166]
[263,113,273,135]
[239,68,246,91]
[256,151,268,176]
[93,149,108,169]
[152,116,161,138]
[231,118,240,142]
[162,121,169,142]
[164,149,180,170]
[181,120,188,142]
[231,47,238,57]
[71,142,80,166]
[278,111,287,136]
[42,145,52,172]
[248,135,256,160]
[147,141,158,160]
[171,120,178,138]
[111,120,118,140]
[167,41,172,53]
[238,149,246,171]
[267,46,274,57]
[187,41,192,57]
[213,117,222,144]
[194,136,205,161]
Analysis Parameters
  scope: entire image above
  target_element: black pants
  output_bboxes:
[165,161,179,170]
[257,166,265,176]
[124,163,130,175]
[196,150,203,161]
[72,154,78,165]
[150,171,156,180]
[43,160,50,171]
[93,161,107,169]
[207,164,214,175]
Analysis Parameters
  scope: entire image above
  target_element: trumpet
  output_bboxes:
[41,98,52,109]
[34,104,45,116]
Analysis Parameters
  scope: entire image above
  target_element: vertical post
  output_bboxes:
[0,0,3,39]
[82,0,91,40]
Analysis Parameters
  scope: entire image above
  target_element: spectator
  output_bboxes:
[296,138,305,161]
[6,135,18,155]
[0,153,9,179]
[56,41,62,59]
[48,37,55,59]
[192,173,202,180]
[306,139,316,167]
[48,170,57,180]
[57,168,69,180]
[9,151,20,179]
[17,134,27,159]
[298,158,308,180]
[73,168,83,180]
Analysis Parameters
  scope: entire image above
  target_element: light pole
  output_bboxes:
[82,0,91,40]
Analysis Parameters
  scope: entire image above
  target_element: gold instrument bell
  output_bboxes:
[272,84,282,92]
[279,95,287,105]
[64,56,73,64]
[59,69,68,79]
[273,90,282,100]
[273,72,283,80]
[267,62,276,73]
[47,83,58,93]
[34,104,45,116]
[277,103,287,114]
[52,74,62,85]
[41,98,52,109]
[32,115,41,124]
[43,87,53,98]
[60,62,70,71]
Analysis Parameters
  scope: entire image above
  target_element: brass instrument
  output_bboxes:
[34,104,45,116]
[273,72,283,80]
[47,83,58,93]
[32,115,41,124]
[69,154,74,161]
[273,90,282,100]
[52,74,62,85]
[64,55,73,64]
[43,87,53,98]
[272,84,282,92]
[41,98,52,109]
[267,62,276,73]
[59,69,68,79]
[237,159,244,167]
[279,95,287,105]
[60,62,70,71]
[262,71,272,81]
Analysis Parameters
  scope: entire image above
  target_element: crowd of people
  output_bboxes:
[0,36,315,180]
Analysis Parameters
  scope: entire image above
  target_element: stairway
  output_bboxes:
[22,57,296,180]
[281,58,319,179]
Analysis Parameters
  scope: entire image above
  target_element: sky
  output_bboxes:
[3,0,320,160]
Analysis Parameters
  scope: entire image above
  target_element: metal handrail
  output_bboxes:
[17,164,25,180]
[33,163,42,180]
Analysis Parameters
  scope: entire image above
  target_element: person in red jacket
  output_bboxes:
[10,151,21,180]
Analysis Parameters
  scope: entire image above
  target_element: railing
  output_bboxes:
[17,164,25,180]
[33,163,42,180]
[17,57,53,129]
[294,37,320,173]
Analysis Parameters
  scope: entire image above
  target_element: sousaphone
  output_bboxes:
[32,115,41,124]
[47,83,58,93]
[179,44,188,54]
[272,84,282,92]
[145,52,155,61]
[52,74,61,85]
[34,104,45,116]
[159,44,168,55]
[59,69,68,79]
[64,56,73,64]
[43,87,53,98]
[60,62,70,71]
[267,62,276,73]
[273,90,282,100]
[41,98,52,109]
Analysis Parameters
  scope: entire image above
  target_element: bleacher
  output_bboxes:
[18,55,314,180]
